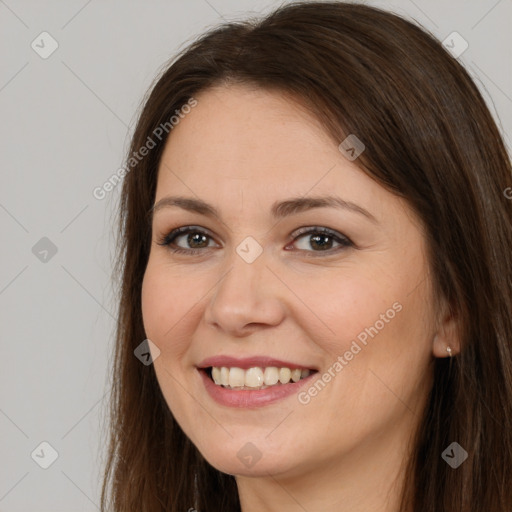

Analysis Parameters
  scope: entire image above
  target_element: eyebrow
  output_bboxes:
[151,195,378,223]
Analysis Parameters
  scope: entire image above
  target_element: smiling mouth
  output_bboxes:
[203,366,317,390]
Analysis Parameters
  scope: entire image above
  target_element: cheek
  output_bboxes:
[305,270,433,407]
[288,268,403,357]
[141,262,198,361]
[141,262,202,424]
[289,259,434,402]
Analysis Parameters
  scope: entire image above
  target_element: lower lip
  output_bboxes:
[198,369,316,408]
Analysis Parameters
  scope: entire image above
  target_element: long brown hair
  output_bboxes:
[100,2,512,510]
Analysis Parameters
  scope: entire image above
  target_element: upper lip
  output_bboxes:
[197,355,317,370]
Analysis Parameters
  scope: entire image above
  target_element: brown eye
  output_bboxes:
[184,232,210,249]
[157,226,218,254]
[290,227,353,253]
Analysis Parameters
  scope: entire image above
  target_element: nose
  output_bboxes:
[203,247,287,337]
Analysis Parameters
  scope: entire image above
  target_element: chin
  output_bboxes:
[202,451,293,478]
[192,434,306,478]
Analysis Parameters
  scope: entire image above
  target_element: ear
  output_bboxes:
[432,298,461,358]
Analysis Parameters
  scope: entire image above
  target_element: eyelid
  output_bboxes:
[157,224,354,255]
[290,225,352,243]
[156,225,219,248]
[286,225,354,254]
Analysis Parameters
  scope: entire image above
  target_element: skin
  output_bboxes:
[141,84,460,512]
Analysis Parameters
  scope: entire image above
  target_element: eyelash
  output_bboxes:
[156,225,354,257]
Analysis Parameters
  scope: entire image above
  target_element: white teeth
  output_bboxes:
[291,368,302,382]
[245,367,264,388]
[220,366,229,386]
[209,366,313,389]
[228,367,245,387]
[279,367,291,384]
[212,367,221,384]
[263,367,279,385]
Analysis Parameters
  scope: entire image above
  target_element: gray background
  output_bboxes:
[0,0,510,510]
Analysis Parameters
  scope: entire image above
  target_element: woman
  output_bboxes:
[101,2,512,511]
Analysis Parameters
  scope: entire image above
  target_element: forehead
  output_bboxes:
[157,85,368,195]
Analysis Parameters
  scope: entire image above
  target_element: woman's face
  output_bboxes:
[141,84,441,480]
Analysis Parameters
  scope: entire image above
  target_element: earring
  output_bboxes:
[446,346,453,358]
